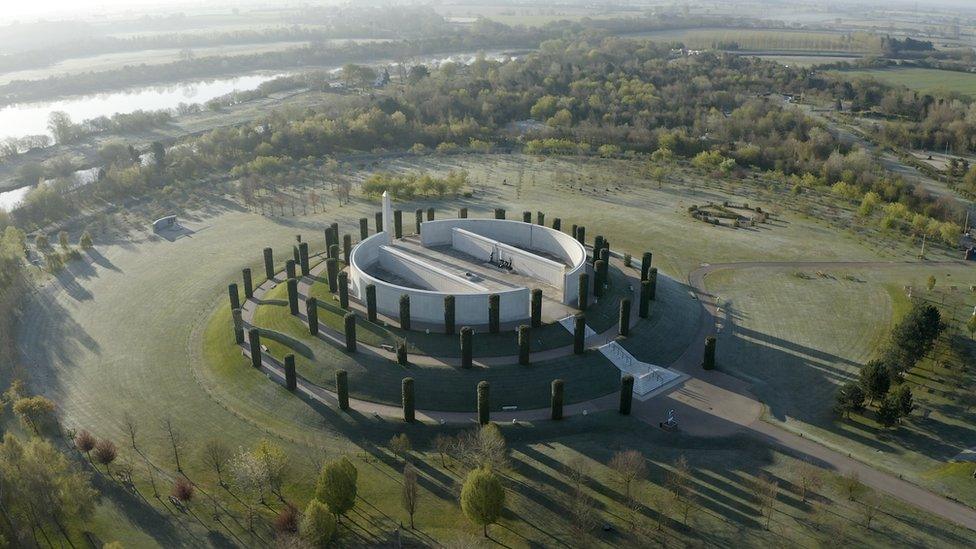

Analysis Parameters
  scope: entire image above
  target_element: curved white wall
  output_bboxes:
[420,218,588,304]
[348,231,529,327]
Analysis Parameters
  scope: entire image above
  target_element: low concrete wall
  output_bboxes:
[421,219,587,304]
[378,245,488,293]
[349,232,529,327]
[452,228,565,288]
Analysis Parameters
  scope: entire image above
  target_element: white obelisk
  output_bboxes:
[382,190,393,237]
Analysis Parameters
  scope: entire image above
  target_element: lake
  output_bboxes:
[0,72,289,141]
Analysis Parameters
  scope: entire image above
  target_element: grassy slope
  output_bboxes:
[250,282,620,411]
[706,264,976,506]
[15,152,964,544]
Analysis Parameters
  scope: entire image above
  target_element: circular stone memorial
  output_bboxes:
[348,198,588,329]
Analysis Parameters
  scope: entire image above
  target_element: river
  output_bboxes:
[0,72,290,141]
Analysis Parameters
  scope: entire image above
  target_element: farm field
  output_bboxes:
[835,67,976,98]
[624,27,875,53]
[705,263,976,506]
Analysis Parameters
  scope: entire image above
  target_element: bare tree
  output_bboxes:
[433,433,452,468]
[568,488,598,539]
[750,472,778,530]
[402,463,419,528]
[795,460,823,502]
[666,455,696,524]
[860,492,880,528]
[121,412,138,449]
[390,433,412,463]
[162,417,185,472]
[564,456,590,493]
[455,424,508,471]
[202,438,230,486]
[840,471,865,502]
[609,449,647,504]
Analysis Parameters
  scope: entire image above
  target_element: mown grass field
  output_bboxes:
[705,263,976,506]
[12,152,968,544]
[836,67,976,98]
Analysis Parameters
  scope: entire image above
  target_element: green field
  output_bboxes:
[837,67,976,97]
[706,263,976,506]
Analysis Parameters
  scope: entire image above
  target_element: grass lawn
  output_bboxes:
[705,263,976,506]
[14,149,965,544]
[835,67,976,97]
[250,281,621,411]
[302,262,633,358]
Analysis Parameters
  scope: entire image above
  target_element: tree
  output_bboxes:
[968,314,976,339]
[0,434,97,545]
[750,472,778,530]
[667,456,696,524]
[703,336,716,370]
[402,463,419,528]
[162,417,185,472]
[460,467,505,537]
[401,377,414,422]
[172,477,195,504]
[477,380,490,425]
[121,412,138,449]
[93,439,118,474]
[301,499,337,547]
[230,447,268,530]
[254,439,288,499]
[74,429,96,462]
[794,460,823,502]
[78,231,95,250]
[876,394,902,428]
[926,275,936,291]
[456,424,509,471]
[608,449,647,504]
[202,438,230,486]
[12,395,56,434]
[859,360,891,403]
[47,111,77,144]
[390,433,412,462]
[840,471,866,501]
[892,384,914,416]
[434,433,452,468]
[316,457,358,520]
[834,381,866,417]
[861,492,881,528]
[274,504,299,534]
[58,230,69,250]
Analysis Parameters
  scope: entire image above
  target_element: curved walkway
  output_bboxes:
[240,254,976,531]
